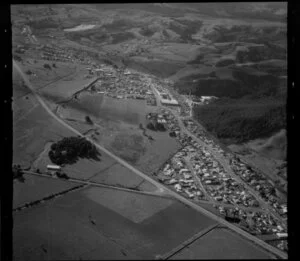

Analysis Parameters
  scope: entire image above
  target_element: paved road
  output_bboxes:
[184,157,214,203]
[13,60,287,259]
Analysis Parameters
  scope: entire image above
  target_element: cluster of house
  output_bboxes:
[156,147,207,201]
[156,131,287,240]
[276,240,288,252]
[39,45,95,65]
[187,145,259,208]
[216,205,287,237]
[157,108,181,135]
[21,25,38,44]
[229,158,288,219]
[162,84,191,116]
[146,112,167,125]
[90,66,157,105]
[183,119,226,155]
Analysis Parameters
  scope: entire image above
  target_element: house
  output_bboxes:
[168,179,178,185]
[184,189,195,198]
[174,184,182,191]
[179,168,189,175]
[47,165,61,176]
[276,233,288,239]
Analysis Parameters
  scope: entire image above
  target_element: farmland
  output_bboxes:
[60,93,148,126]
[11,3,288,259]
[13,103,75,168]
[63,155,116,180]
[13,186,219,260]
[170,227,275,259]
[13,174,79,209]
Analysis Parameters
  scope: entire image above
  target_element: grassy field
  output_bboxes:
[13,186,218,260]
[91,162,158,192]
[170,227,275,259]
[135,130,181,175]
[63,155,116,180]
[18,59,77,91]
[13,174,79,209]
[91,163,143,187]
[13,103,75,168]
[39,70,96,101]
[61,94,147,126]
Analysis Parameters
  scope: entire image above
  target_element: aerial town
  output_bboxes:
[11,4,288,261]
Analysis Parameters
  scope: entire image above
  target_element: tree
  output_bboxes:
[52,63,56,68]
[147,122,156,131]
[43,63,51,70]
[85,116,93,125]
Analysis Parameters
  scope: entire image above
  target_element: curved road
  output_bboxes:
[13,60,287,259]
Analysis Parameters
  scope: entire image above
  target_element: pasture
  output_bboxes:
[61,94,147,126]
[13,174,79,209]
[13,103,74,168]
[13,186,218,260]
[63,154,116,180]
[135,130,181,175]
[170,227,274,259]
[90,162,158,192]
[18,59,77,91]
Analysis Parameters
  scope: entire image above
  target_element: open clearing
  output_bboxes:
[13,186,218,260]
[135,130,181,174]
[18,59,77,91]
[90,162,157,191]
[63,155,117,180]
[13,174,79,209]
[39,72,97,102]
[13,103,75,168]
[170,227,274,259]
[61,94,147,126]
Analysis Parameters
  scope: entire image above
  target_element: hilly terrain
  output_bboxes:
[11,2,287,172]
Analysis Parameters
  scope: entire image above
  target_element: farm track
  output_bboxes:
[22,171,171,199]
[13,60,287,259]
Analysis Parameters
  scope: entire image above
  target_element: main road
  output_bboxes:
[13,60,287,259]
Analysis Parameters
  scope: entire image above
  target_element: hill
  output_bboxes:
[193,97,286,144]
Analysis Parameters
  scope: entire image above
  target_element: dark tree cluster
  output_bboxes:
[48,136,101,165]
[43,63,52,70]
[85,116,93,125]
[13,164,25,182]
[146,121,166,132]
